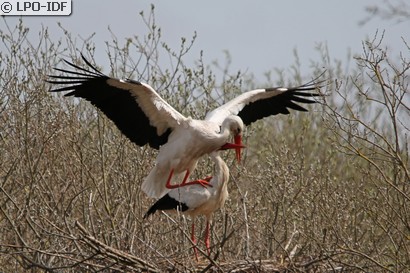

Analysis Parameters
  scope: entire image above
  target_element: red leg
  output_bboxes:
[165,169,190,189]
[191,223,199,261]
[204,221,211,255]
[183,176,213,188]
[165,169,213,189]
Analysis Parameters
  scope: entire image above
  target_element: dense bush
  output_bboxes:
[1,7,408,272]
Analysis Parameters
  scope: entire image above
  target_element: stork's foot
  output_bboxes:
[166,169,213,189]
[181,176,213,188]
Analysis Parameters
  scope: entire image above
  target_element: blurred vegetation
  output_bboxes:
[360,0,410,25]
[1,5,409,273]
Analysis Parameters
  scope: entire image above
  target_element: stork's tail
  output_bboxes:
[143,194,189,219]
[141,177,169,199]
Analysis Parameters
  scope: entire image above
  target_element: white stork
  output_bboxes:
[47,54,324,198]
[144,151,232,260]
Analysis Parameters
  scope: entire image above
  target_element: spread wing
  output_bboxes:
[47,54,186,149]
[205,76,326,125]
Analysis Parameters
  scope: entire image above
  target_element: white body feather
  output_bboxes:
[142,119,230,198]
[167,152,229,219]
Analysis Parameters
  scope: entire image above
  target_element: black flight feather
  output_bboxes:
[238,77,326,125]
[47,54,171,149]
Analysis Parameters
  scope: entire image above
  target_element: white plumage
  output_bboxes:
[48,54,324,198]
[141,116,243,197]
[144,151,230,259]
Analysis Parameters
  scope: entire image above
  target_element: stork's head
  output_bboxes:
[219,115,245,162]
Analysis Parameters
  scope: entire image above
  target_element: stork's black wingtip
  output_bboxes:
[62,58,73,66]
[143,213,150,220]
[143,207,157,219]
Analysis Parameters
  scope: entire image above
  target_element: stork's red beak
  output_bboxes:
[234,134,242,163]
[219,135,245,163]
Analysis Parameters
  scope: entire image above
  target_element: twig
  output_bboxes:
[75,221,159,272]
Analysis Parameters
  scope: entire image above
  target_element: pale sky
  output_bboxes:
[1,1,408,82]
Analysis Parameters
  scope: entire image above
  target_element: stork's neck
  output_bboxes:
[210,153,230,189]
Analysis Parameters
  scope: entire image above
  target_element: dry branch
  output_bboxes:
[75,221,159,272]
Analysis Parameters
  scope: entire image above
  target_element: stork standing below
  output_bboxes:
[47,54,325,198]
[144,151,232,260]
